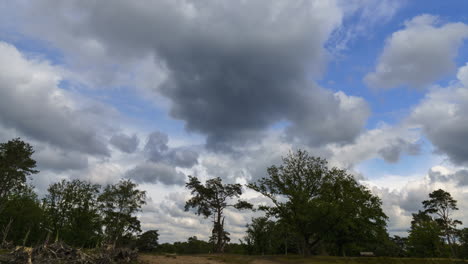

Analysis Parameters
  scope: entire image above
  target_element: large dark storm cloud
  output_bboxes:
[16,0,369,149]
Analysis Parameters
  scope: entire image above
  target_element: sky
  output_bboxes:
[1,0,468,242]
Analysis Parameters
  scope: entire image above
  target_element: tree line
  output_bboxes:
[0,138,156,251]
[2,138,468,258]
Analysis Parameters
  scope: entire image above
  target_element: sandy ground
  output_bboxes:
[139,255,225,264]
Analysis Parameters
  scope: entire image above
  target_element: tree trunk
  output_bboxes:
[2,218,13,246]
[301,235,311,256]
[446,232,456,258]
[217,212,222,253]
[340,244,346,257]
[285,238,288,255]
[22,226,31,246]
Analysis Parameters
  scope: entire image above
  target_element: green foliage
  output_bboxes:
[457,228,468,258]
[387,235,409,257]
[243,217,297,256]
[423,189,461,257]
[137,230,159,252]
[248,150,388,256]
[209,255,468,264]
[0,138,38,206]
[185,176,252,253]
[99,179,146,247]
[0,138,149,250]
[156,236,212,254]
[407,211,445,257]
[0,186,44,246]
[42,179,102,247]
[244,217,276,255]
[322,172,389,256]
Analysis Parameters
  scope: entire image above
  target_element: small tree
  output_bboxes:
[244,217,275,255]
[185,176,252,253]
[99,179,146,247]
[0,138,38,204]
[423,189,461,257]
[137,230,159,252]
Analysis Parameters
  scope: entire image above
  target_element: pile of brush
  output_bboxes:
[0,242,138,264]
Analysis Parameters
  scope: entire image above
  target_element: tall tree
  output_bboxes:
[322,173,388,256]
[185,176,252,253]
[0,138,38,206]
[423,189,461,257]
[42,179,102,247]
[248,150,387,256]
[99,179,146,247]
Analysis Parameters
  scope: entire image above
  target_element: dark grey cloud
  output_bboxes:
[125,162,186,186]
[378,138,420,163]
[429,169,468,187]
[398,189,427,212]
[125,131,199,186]
[13,0,369,150]
[144,131,169,161]
[144,131,198,168]
[166,148,199,168]
[110,133,139,153]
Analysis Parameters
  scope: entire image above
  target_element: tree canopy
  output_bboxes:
[185,176,252,253]
[99,179,147,247]
[248,150,388,256]
[423,189,461,257]
[0,138,38,205]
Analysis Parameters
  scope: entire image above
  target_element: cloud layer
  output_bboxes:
[9,0,373,150]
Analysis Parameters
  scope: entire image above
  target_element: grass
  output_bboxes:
[208,254,468,264]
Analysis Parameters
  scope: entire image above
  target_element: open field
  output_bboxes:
[139,255,468,264]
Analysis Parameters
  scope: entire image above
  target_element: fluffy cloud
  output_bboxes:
[141,191,262,243]
[33,145,89,172]
[125,162,186,186]
[327,124,420,169]
[458,63,468,86]
[0,41,112,156]
[365,15,468,89]
[428,168,468,187]
[365,166,468,235]
[144,131,199,168]
[410,70,468,165]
